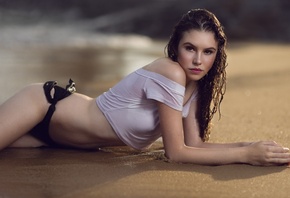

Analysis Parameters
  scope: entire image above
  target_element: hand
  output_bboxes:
[245,141,290,166]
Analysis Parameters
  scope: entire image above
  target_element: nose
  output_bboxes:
[193,53,202,65]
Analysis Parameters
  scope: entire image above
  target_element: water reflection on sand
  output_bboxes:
[0,34,164,103]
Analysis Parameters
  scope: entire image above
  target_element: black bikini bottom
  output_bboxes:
[29,79,76,147]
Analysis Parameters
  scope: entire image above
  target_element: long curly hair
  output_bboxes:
[165,9,227,141]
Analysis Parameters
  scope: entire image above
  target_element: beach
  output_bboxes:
[0,40,290,197]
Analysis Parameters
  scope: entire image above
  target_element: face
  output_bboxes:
[177,29,218,83]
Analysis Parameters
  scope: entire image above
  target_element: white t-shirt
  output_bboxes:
[96,68,198,150]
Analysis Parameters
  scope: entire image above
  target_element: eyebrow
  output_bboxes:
[183,42,217,51]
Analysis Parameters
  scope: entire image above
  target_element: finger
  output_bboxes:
[268,158,290,165]
[267,145,289,153]
[267,153,290,164]
[283,147,290,152]
[263,141,278,146]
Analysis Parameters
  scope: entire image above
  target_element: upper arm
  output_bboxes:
[159,95,204,151]
[183,99,203,147]
[157,102,185,159]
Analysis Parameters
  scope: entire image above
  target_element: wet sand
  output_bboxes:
[0,41,290,198]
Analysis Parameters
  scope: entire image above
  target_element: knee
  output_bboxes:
[1,83,49,122]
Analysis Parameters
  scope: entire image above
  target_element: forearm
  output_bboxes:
[167,146,247,165]
[197,141,251,149]
[166,141,290,166]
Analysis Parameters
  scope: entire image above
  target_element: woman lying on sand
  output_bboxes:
[1,9,289,166]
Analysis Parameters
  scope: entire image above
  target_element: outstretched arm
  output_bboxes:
[182,97,250,148]
[158,102,290,166]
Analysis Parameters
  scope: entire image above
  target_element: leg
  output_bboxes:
[0,84,49,150]
[9,134,47,148]
[29,80,75,147]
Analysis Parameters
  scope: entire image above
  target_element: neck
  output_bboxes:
[186,80,197,90]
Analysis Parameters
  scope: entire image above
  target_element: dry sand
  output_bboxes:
[0,42,290,198]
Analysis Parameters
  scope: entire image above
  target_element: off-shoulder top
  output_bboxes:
[96,68,197,150]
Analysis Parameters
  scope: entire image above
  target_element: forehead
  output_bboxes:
[179,29,217,48]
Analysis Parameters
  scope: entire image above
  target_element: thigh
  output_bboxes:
[0,84,49,150]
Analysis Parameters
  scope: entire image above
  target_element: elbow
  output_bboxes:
[185,139,204,148]
[164,146,187,163]
[164,152,176,162]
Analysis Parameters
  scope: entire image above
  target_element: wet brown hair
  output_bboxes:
[165,9,227,141]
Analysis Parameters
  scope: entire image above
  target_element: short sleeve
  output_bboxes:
[143,78,185,111]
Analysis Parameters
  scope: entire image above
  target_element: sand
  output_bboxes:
[0,42,290,198]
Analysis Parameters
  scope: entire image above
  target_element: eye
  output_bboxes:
[185,46,195,51]
[204,49,214,55]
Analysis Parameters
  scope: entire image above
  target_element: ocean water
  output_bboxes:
[0,24,164,103]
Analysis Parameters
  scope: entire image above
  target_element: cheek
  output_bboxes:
[177,51,188,63]
[204,56,216,69]
[178,51,192,61]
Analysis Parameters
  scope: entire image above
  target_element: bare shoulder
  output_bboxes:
[143,57,186,86]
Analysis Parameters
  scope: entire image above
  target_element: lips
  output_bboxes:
[189,68,203,74]
[190,68,202,71]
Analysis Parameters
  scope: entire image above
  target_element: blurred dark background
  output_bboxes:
[0,0,289,103]
[0,0,289,42]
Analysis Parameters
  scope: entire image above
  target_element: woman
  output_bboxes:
[0,9,289,166]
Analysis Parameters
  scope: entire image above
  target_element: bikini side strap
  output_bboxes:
[43,81,58,104]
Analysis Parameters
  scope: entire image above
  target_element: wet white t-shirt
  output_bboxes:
[96,68,197,150]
